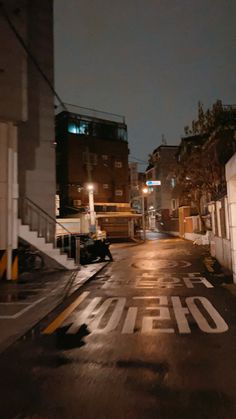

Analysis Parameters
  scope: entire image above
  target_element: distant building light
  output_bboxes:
[171,178,176,188]
[146,180,161,186]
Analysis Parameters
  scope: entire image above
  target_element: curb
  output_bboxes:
[26,262,109,332]
[0,262,108,355]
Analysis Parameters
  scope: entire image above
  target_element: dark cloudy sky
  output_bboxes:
[54,0,236,169]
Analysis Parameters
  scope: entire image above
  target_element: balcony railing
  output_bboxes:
[56,103,126,124]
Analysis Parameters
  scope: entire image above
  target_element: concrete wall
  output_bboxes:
[206,155,236,278]
[0,1,55,279]
[157,218,179,235]
[226,153,236,283]
[0,0,28,122]
[211,236,232,270]
[18,0,56,218]
[179,206,191,237]
[208,198,232,272]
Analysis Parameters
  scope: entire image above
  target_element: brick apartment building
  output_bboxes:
[56,105,135,238]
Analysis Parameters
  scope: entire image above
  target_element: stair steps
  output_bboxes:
[18,219,77,270]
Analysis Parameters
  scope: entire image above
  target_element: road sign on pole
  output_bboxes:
[146,180,161,186]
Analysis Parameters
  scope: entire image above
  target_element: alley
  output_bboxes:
[0,236,236,419]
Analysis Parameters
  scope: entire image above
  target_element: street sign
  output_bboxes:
[146,180,161,186]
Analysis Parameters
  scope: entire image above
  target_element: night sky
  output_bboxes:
[54,0,236,170]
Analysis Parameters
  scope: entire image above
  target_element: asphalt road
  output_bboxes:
[0,235,236,419]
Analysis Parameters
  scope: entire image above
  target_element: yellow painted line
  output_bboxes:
[12,255,18,280]
[42,291,90,334]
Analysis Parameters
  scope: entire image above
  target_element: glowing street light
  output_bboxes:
[87,183,96,232]
[142,187,148,241]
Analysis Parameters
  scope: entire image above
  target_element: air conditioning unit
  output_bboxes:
[73,199,81,207]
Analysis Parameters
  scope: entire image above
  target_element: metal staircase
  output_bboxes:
[18,197,77,270]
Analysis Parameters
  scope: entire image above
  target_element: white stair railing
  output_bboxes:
[19,197,73,258]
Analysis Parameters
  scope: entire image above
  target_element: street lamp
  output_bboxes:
[87,183,96,233]
[142,187,148,241]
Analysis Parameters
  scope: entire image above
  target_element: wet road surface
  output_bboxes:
[0,236,236,419]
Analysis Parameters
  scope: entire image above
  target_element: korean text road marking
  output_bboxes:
[135,272,213,289]
[62,295,228,335]
[42,291,90,334]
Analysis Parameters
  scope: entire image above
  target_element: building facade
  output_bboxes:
[56,106,129,213]
[0,0,56,279]
[129,162,139,201]
[145,145,179,230]
[129,162,146,212]
[174,102,236,280]
[56,106,135,238]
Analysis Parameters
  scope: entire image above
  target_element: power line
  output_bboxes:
[0,2,67,111]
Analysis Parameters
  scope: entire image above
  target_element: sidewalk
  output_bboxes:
[0,262,107,354]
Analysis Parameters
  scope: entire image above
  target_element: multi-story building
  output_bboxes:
[129,162,139,201]
[175,102,236,279]
[56,105,129,211]
[145,145,179,229]
[56,105,135,238]
[0,0,62,279]
[129,162,146,212]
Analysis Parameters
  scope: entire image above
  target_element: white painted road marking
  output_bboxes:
[135,272,213,289]
[183,273,213,288]
[122,307,138,334]
[186,297,229,333]
[0,297,46,319]
[133,259,192,270]
[66,297,102,333]
[90,297,126,333]
[43,292,90,335]
[142,300,175,333]
[65,295,228,335]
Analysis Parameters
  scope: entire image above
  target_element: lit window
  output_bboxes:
[171,178,176,188]
[115,189,123,196]
[171,199,177,210]
[68,122,79,134]
[78,122,89,135]
[68,121,90,135]
[115,161,122,168]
